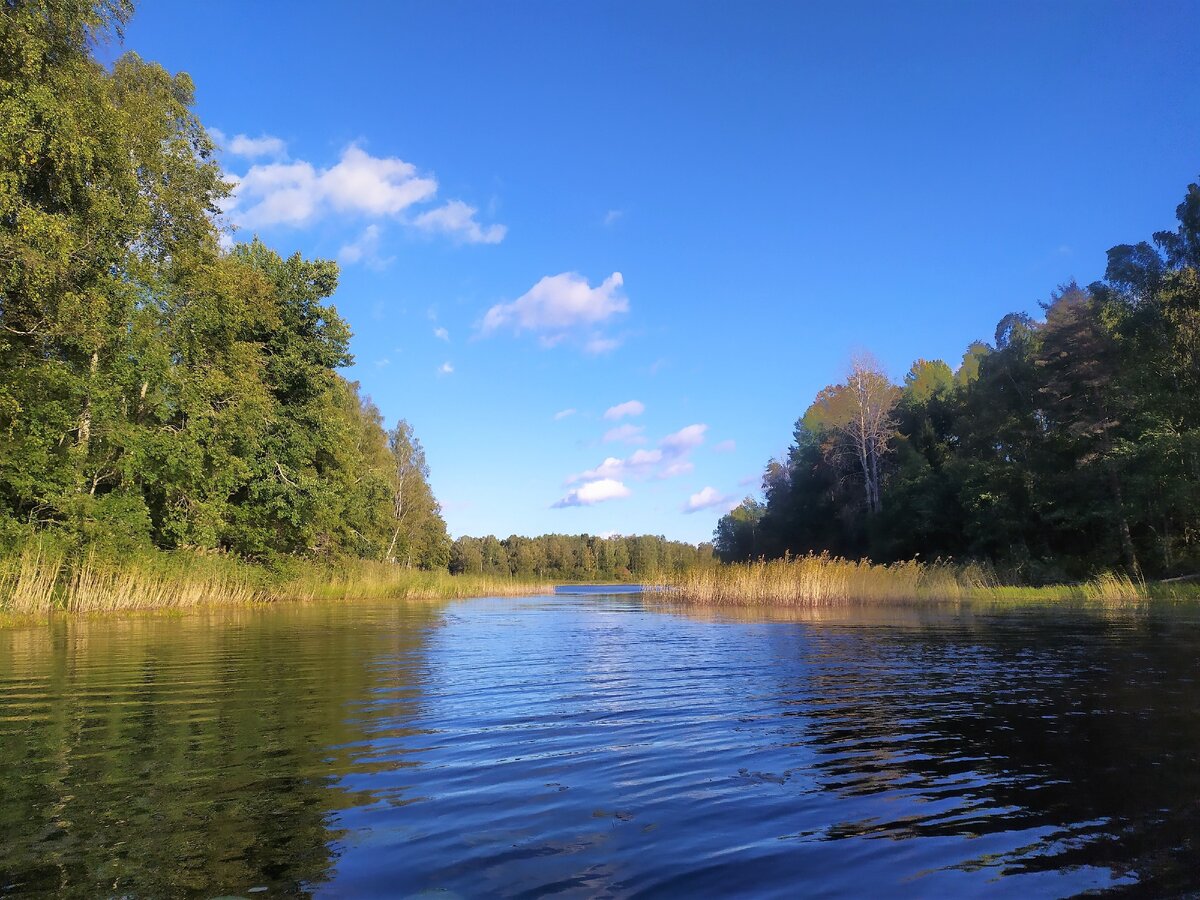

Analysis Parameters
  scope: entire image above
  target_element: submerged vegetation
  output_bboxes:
[716,179,1200,586]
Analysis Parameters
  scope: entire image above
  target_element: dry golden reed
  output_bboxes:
[0,539,551,621]
[652,552,1170,607]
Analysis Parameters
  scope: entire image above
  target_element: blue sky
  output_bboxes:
[118,1,1200,543]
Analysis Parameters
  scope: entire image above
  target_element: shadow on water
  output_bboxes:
[3,595,1200,896]
[0,603,444,898]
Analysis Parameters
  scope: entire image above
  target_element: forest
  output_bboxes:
[0,1,455,569]
[716,181,1200,583]
[450,533,714,581]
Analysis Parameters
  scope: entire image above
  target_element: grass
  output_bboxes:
[0,538,552,623]
[652,553,1200,607]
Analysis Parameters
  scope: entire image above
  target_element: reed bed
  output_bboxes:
[0,539,551,622]
[653,553,1199,607]
[279,559,552,602]
[652,553,988,606]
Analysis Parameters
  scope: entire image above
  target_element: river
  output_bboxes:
[2,590,1198,897]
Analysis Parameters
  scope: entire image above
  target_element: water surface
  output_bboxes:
[2,593,1199,897]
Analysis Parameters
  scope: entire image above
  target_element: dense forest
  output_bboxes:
[450,534,714,581]
[717,180,1200,582]
[0,0,451,568]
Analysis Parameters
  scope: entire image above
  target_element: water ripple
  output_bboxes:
[2,597,1199,897]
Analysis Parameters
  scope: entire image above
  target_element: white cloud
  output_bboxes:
[481,272,627,344]
[662,423,708,454]
[322,145,437,216]
[713,439,737,453]
[434,326,450,342]
[227,133,287,159]
[584,335,621,355]
[227,160,321,227]
[552,478,631,508]
[553,408,577,421]
[338,224,388,266]
[603,209,624,226]
[438,361,454,375]
[684,486,736,514]
[658,460,694,479]
[413,200,506,244]
[568,457,627,484]
[603,424,645,444]
[604,400,645,421]
[566,420,709,491]
[226,144,504,243]
[566,448,664,485]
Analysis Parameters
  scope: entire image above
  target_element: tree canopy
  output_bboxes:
[717,179,1200,582]
[0,0,449,567]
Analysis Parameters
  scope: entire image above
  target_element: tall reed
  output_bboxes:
[0,538,551,621]
[652,553,1177,607]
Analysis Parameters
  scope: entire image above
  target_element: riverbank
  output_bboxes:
[653,553,1200,606]
[0,541,552,623]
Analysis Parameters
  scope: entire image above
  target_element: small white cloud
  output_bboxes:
[481,272,627,346]
[438,361,454,375]
[683,486,736,514]
[413,200,506,244]
[604,400,645,421]
[603,423,645,444]
[553,408,577,421]
[662,423,707,454]
[227,133,288,159]
[567,457,627,484]
[712,439,737,453]
[603,209,624,226]
[375,357,391,368]
[322,145,437,216]
[584,335,621,355]
[338,224,390,267]
[658,460,694,479]
[552,478,631,508]
[566,448,663,485]
[738,474,759,487]
[434,326,450,341]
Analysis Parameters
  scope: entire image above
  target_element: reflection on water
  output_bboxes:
[3,595,1199,897]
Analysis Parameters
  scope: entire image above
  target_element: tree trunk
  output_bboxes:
[75,350,99,493]
[77,350,99,451]
[1107,463,1138,572]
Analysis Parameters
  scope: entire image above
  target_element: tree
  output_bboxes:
[840,354,900,516]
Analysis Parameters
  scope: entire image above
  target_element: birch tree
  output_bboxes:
[837,354,900,516]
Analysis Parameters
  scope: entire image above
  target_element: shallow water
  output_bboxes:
[2,593,1199,898]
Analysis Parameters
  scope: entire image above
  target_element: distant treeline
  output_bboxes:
[718,178,1200,582]
[0,1,450,569]
[450,534,715,581]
